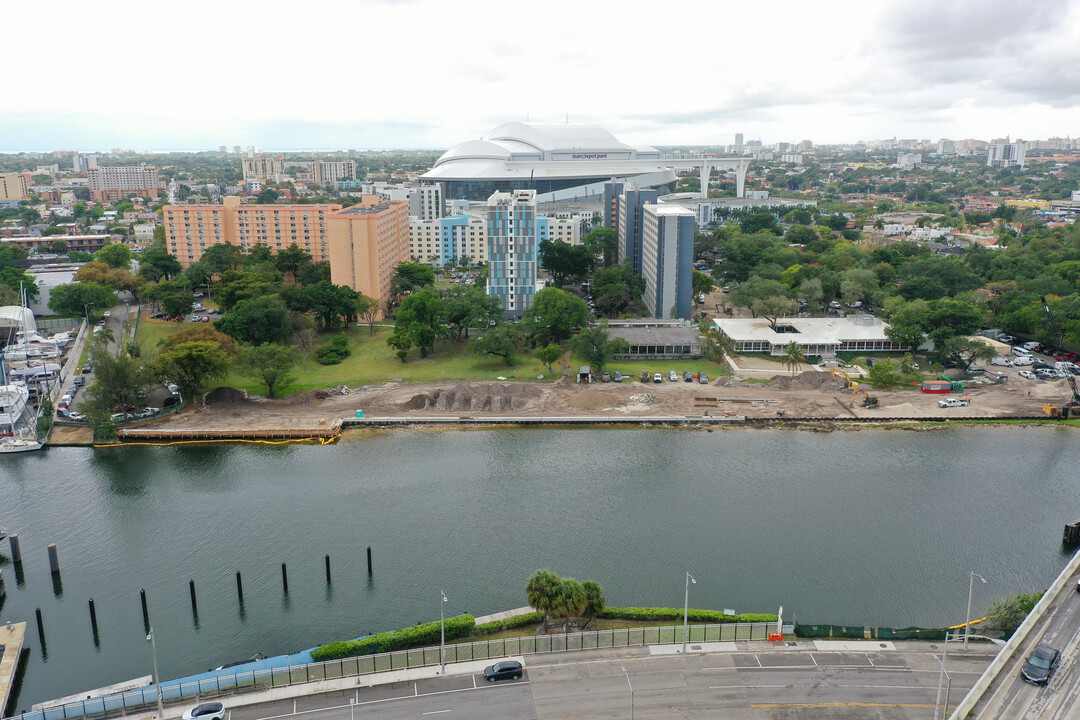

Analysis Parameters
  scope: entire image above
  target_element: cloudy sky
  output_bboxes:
[4,0,1079,151]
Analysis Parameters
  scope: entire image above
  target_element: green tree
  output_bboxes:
[201,243,244,274]
[526,569,561,631]
[215,270,281,311]
[47,282,117,317]
[692,270,714,307]
[752,296,800,329]
[161,288,196,319]
[592,261,645,318]
[83,335,146,424]
[534,343,563,373]
[552,578,588,632]
[139,238,182,280]
[697,318,735,363]
[779,341,805,375]
[468,324,522,365]
[569,323,629,374]
[392,287,445,358]
[740,212,781,235]
[50,238,68,254]
[304,280,358,330]
[356,292,381,336]
[290,312,318,371]
[256,188,279,204]
[94,243,132,269]
[867,359,902,388]
[273,243,312,281]
[539,239,595,286]
[581,580,605,624]
[582,226,618,267]
[522,287,590,345]
[442,283,502,341]
[983,592,1044,638]
[940,336,996,373]
[386,330,413,363]
[152,340,233,401]
[215,295,291,345]
[237,343,300,398]
[390,262,436,299]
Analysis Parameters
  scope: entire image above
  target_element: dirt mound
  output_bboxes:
[717,376,742,389]
[203,386,247,404]
[769,371,845,391]
[566,388,621,410]
[401,382,543,413]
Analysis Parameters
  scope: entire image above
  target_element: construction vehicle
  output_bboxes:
[849,381,879,408]
[1041,297,1080,418]
[830,366,854,387]
[937,375,965,392]
[640,370,652,384]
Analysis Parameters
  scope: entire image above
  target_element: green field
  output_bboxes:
[135,312,731,397]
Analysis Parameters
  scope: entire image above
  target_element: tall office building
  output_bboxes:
[735,133,744,148]
[325,200,410,316]
[87,166,160,202]
[615,186,658,273]
[408,185,443,221]
[73,153,98,172]
[486,190,538,320]
[242,156,286,181]
[641,204,695,320]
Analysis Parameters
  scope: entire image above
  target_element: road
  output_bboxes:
[226,642,996,720]
[968,571,1080,718]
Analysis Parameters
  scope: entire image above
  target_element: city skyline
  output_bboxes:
[3,0,1079,151]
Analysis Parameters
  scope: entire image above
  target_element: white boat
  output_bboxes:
[0,362,42,454]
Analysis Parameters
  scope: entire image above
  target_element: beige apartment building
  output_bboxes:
[87,166,160,202]
[242,156,285,181]
[163,197,343,266]
[0,173,30,203]
[326,201,410,315]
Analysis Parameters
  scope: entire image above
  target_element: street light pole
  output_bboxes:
[964,571,988,651]
[682,571,696,654]
[933,630,952,720]
[440,590,448,674]
[621,666,634,720]
[146,626,164,718]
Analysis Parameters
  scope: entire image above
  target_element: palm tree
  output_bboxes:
[526,569,560,631]
[781,341,806,376]
[552,578,587,633]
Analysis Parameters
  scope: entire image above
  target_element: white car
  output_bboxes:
[182,703,224,720]
[67,411,86,421]
[938,397,970,407]
[1018,370,1037,380]
[136,407,160,418]
[1013,356,1034,366]
[990,356,1013,367]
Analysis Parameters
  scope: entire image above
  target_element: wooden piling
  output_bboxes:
[236,571,244,604]
[281,563,289,594]
[8,534,21,562]
[367,546,372,575]
[325,554,331,583]
[140,589,149,628]
[47,544,60,574]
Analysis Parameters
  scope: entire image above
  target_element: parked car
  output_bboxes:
[828,300,842,309]
[483,660,523,683]
[653,373,663,383]
[150,312,167,319]
[67,411,85,421]
[82,363,92,374]
[668,370,678,382]
[990,356,1013,367]
[613,371,623,383]
[182,703,225,720]
[1012,346,1033,357]
[1013,355,1034,366]
[1021,341,1042,352]
[937,397,970,407]
[601,371,611,383]
[1021,644,1060,685]
[72,374,85,387]
[698,372,709,384]
[683,371,694,382]
[136,407,160,418]
[1019,370,1037,380]
[998,334,1015,344]
[1033,359,1051,370]
[1035,368,1055,379]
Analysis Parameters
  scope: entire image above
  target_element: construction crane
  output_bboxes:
[1041,296,1080,418]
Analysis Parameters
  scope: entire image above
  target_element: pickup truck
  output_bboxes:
[938,397,970,408]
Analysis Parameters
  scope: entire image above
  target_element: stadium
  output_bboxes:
[422,122,680,202]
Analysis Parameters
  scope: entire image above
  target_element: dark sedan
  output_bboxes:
[1021,644,1060,684]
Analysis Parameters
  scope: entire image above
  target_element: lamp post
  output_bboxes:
[933,630,952,720]
[146,626,164,718]
[440,590,448,674]
[964,572,988,651]
[621,666,634,720]
[682,571,696,654]
[349,697,355,720]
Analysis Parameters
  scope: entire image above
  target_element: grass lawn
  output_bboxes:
[453,618,719,644]
[563,351,731,383]
[222,325,560,396]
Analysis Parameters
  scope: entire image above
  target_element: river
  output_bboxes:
[0,425,1077,710]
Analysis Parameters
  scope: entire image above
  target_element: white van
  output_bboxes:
[991,356,1013,367]
[1055,361,1080,374]
[1013,355,1034,366]
[1012,346,1033,357]
[1021,341,1042,352]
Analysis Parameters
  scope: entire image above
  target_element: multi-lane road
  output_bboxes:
[225,641,996,720]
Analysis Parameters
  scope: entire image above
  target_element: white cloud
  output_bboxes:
[3,0,1079,150]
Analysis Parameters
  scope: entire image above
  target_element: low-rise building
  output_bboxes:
[607,321,702,360]
[714,315,906,357]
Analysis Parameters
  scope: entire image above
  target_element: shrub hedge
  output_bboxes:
[474,612,544,635]
[597,607,777,624]
[311,614,476,662]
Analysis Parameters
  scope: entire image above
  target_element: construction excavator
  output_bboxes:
[1041,297,1080,418]
[830,368,878,407]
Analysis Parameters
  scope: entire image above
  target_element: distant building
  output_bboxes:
[780,154,803,164]
[0,173,30,207]
[73,153,98,172]
[735,132,744,149]
[897,153,921,170]
[486,190,538,320]
[937,139,956,155]
[3,234,113,254]
[408,185,443,221]
[312,161,356,185]
[242,156,285,182]
[325,200,410,316]
[641,204,694,320]
[87,166,160,202]
[987,141,1025,169]
[602,181,624,229]
[410,215,487,266]
[616,186,659,274]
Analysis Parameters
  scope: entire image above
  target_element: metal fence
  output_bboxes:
[11,622,772,720]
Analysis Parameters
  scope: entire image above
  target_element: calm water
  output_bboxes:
[1,426,1078,710]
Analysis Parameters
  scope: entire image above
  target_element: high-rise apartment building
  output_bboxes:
[616,186,658,274]
[0,173,30,207]
[87,166,160,202]
[408,185,443,222]
[735,132,744,148]
[162,197,343,267]
[73,153,99,172]
[602,181,624,229]
[987,141,1025,169]
[325,200,410,315]
[411,215,487,266]
[242,156,286,181]
[641,204,694,320]
[313,161,357,185]
[486,190,538,320]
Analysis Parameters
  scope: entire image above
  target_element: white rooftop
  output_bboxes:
[714,315,892,344]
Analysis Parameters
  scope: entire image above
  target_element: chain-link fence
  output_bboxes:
[11,622,773,720]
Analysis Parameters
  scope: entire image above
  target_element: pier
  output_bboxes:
[1,622,26,715]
